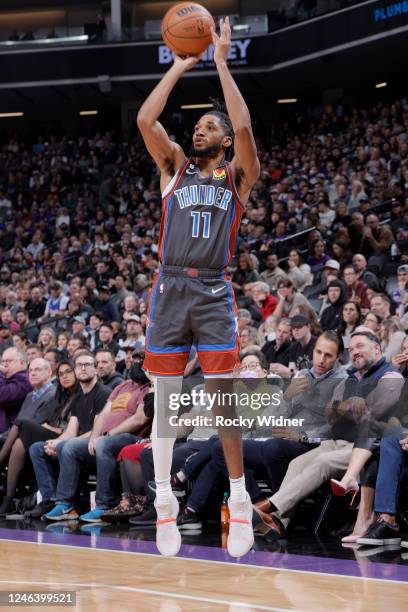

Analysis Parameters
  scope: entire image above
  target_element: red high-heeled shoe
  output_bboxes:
[331,479,359,505]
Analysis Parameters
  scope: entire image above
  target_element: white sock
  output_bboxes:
[151,376,181,505]
[229,475,246,503]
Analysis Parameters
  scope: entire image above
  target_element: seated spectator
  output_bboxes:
[57,332,69,353]
[370,293,392,320]
[263,318,293,372]
[342,265,370,311]
[389,265,408,318]
[39,282,69,324]
[28,350,111,519]
[250,282,278,321]
[276,315,317,377]
[26,345,43,363]
[111,275,132,310]
[67,334,87,358]
[0,358,62,515]
[0,324,13,355]
[121,295,140,322]
[316,195,335,231]
[361,214,394,271]
[118,316,145,356]
[0,348,32,435]
[352,254,383,293]
[273,278,314,321]
[12,333,29,353]
[330,202,352,234]
[43,362,151,522]
[337,301,362,360]
[38,327,56,353]
[286,249,313,292]
[307,239,331,280]
[43,348,62,381]
[259,252,286,291]
[95,349,124,390]
[319,280,346,331]
[93,286,119,323]
[14,310,37,342]
[232,253,260,291]
[332,240,352,271]
[305,259,341,299]
[87,313,104,351]
[70,316,87,339]
[391,335,408,377]
[1,309,19,334]
[253,331,404,538]
[239,326,260,350]
[257,315,278,346]
[120,343,145,379]
[96,323,119,356]
[27,286,47,323]
[380,318,406,363]
[362,312,382,336]
[237,309,253,334]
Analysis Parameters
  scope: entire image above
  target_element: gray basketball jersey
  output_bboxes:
[158,159,244,270]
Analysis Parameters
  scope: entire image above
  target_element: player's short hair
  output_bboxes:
[208,98,234,140]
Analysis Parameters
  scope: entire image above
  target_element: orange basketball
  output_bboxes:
[161,2,215,57]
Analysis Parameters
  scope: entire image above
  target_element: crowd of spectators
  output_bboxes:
[1,96,408,546]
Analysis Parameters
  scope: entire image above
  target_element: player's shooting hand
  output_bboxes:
[173,54,202,72]
[211,17,231,64]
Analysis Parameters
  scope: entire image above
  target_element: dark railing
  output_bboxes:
[276,226,317,261]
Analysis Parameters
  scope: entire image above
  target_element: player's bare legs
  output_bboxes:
[205,376,254,557]
[151,376,182,556]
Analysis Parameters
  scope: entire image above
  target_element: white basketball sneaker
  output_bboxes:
[227,492,254,558]
[155,493,181,557]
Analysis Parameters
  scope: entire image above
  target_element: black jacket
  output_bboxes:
[101,371,124,391]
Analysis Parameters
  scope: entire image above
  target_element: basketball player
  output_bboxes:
[137,17,260,557]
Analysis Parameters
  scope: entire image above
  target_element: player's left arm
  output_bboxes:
[212,17,260,203]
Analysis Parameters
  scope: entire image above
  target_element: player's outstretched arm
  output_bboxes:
[137,56,200,178]
[211,17,260,202]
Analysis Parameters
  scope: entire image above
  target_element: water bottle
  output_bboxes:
[220,492,230,532]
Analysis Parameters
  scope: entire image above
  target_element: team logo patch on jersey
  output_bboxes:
[212,168,226,180]
[186,164,199,175]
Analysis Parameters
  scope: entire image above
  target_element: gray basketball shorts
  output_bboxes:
[144,269,239,376]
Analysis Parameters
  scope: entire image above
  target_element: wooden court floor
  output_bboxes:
[1,539,408,611]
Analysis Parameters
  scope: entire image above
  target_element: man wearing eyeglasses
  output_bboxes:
[0,347,32,436]
[28,350,110,521]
